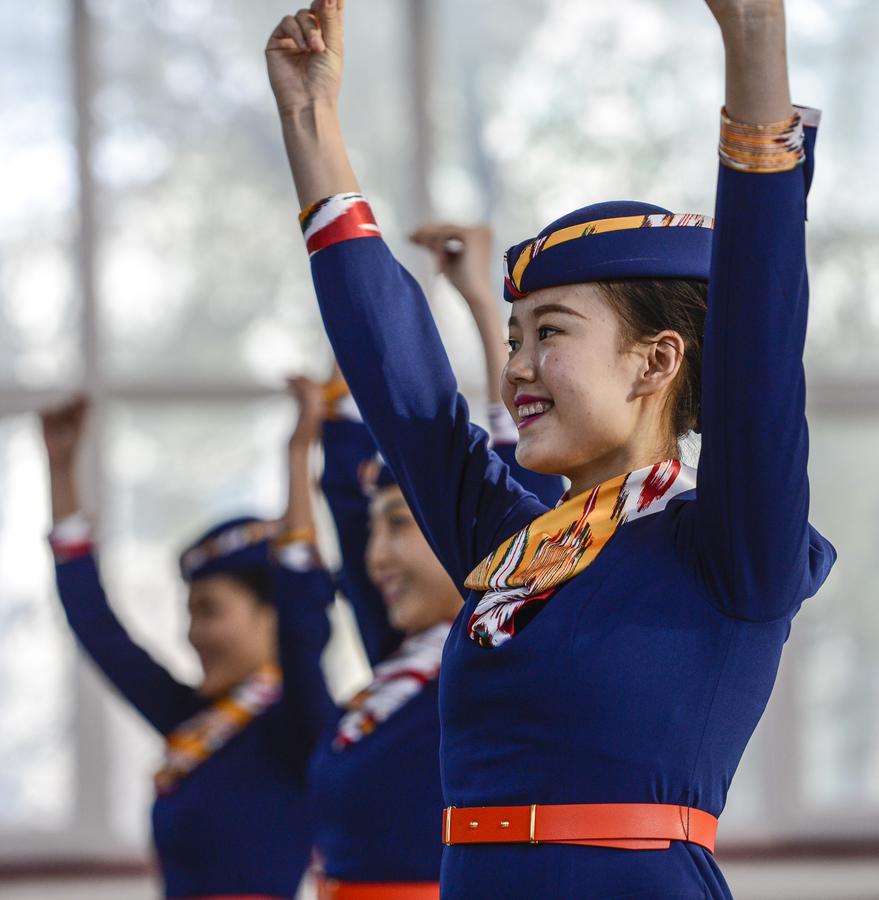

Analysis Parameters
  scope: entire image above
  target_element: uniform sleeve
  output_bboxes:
[54,554,201,735]
[269,547,338,763]
[321,417,403,665]
[306,209,547,590]
[693,110,836,621]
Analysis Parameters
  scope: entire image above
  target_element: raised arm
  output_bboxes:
[693,0,835,620]
[41,400,200,735]
[314,372,404,665]
[266,4,545,589]
[270,379,338,757]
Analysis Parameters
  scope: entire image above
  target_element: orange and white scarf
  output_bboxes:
[155,663,282,795]
[465,460,697,648]
[334,622,450,750]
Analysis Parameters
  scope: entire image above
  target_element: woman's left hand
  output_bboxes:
[286,376,325,450]
[409,223,495,308]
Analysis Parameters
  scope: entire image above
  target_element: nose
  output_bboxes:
[504,344,537,386]
[187,616,203,650]
[365,530,392,581]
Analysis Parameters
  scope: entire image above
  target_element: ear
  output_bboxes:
[257,602,279,631]
[633,330,685,398]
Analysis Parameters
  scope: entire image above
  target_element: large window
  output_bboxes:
[0,0,876,861]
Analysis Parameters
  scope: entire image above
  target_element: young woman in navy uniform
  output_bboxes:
[265,0,836,896]
[40,391,333,900]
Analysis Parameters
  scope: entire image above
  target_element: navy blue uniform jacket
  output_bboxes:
[54,554,333,899]
[307,417,563,883]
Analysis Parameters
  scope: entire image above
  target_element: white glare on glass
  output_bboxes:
[0,416,74,830]
[92,0,408,384]
[800,416,879,808]
[0,1,79,387]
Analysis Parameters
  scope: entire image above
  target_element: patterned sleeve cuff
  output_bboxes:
[299,193,381,258]
[488,403,519,446]
[322,378,362,423]
[719,105,819,174]
[48,511,95,562]
[273,528,322,573]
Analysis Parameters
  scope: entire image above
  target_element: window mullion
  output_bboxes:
[71,0,114,847]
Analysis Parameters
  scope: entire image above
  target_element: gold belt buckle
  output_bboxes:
[444,806,454,845]
[529,804,539,844]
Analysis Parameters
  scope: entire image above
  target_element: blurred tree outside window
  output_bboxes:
[0,0,876,859]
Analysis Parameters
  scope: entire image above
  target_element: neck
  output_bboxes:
[404,617,455,639]
[565,446,678,498]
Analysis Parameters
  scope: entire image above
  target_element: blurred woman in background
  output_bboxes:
[40,390,333,900]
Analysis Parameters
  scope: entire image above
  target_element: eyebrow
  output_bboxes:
[508,304,587,328]
[532,302,588,320]
[372,497,409,518]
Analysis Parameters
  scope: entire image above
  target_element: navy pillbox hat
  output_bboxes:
[503,200,714,302]
[179,516,281,582]
[358,455,398,496]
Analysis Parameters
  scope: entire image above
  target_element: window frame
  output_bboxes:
[1,0,877,863]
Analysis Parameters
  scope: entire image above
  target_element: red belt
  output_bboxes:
[442,803,718,853]
[317,878,440,900]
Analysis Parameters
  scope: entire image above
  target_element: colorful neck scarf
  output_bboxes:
[334,622,451,751]
[464,460,697,648]
[155,664,282,795]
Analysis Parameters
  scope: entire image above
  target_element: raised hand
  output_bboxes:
[266,0,345,117]
[40,396,89,522]
[704,0,791,124]
[41,396,89,471]
[411,223,507,405]
[286,376,325,451]
[409,224,495,310]
[283,377,324,537]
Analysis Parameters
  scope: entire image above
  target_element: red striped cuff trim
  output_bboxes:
[299,193,381,257]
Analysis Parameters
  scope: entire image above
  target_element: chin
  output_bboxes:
[199,668,236,699]
[389,610,418,634]
[199,678,223,699]
[389,603,430,635]
[515,434,567,476]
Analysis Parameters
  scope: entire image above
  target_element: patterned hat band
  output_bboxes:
[504,212,715,301]
[358,454,398,497]
[180,520,282,581]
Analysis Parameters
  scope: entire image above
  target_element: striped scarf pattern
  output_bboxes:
[465,460,697,648]
[334,622,451,750]
[155,663,282,795]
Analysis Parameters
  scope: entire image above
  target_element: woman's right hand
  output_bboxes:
[40,396,89,471]
[286,376,325,451]
[409,224,495,309]
[266,0,346,117]
[411,224,508,405]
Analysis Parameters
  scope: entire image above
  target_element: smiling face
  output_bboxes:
[366,485,462,635]
[187,574,278,699]
[502,283,682,493]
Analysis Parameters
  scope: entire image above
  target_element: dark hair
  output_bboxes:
[597,278,708,441]
[193,566,275,607]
